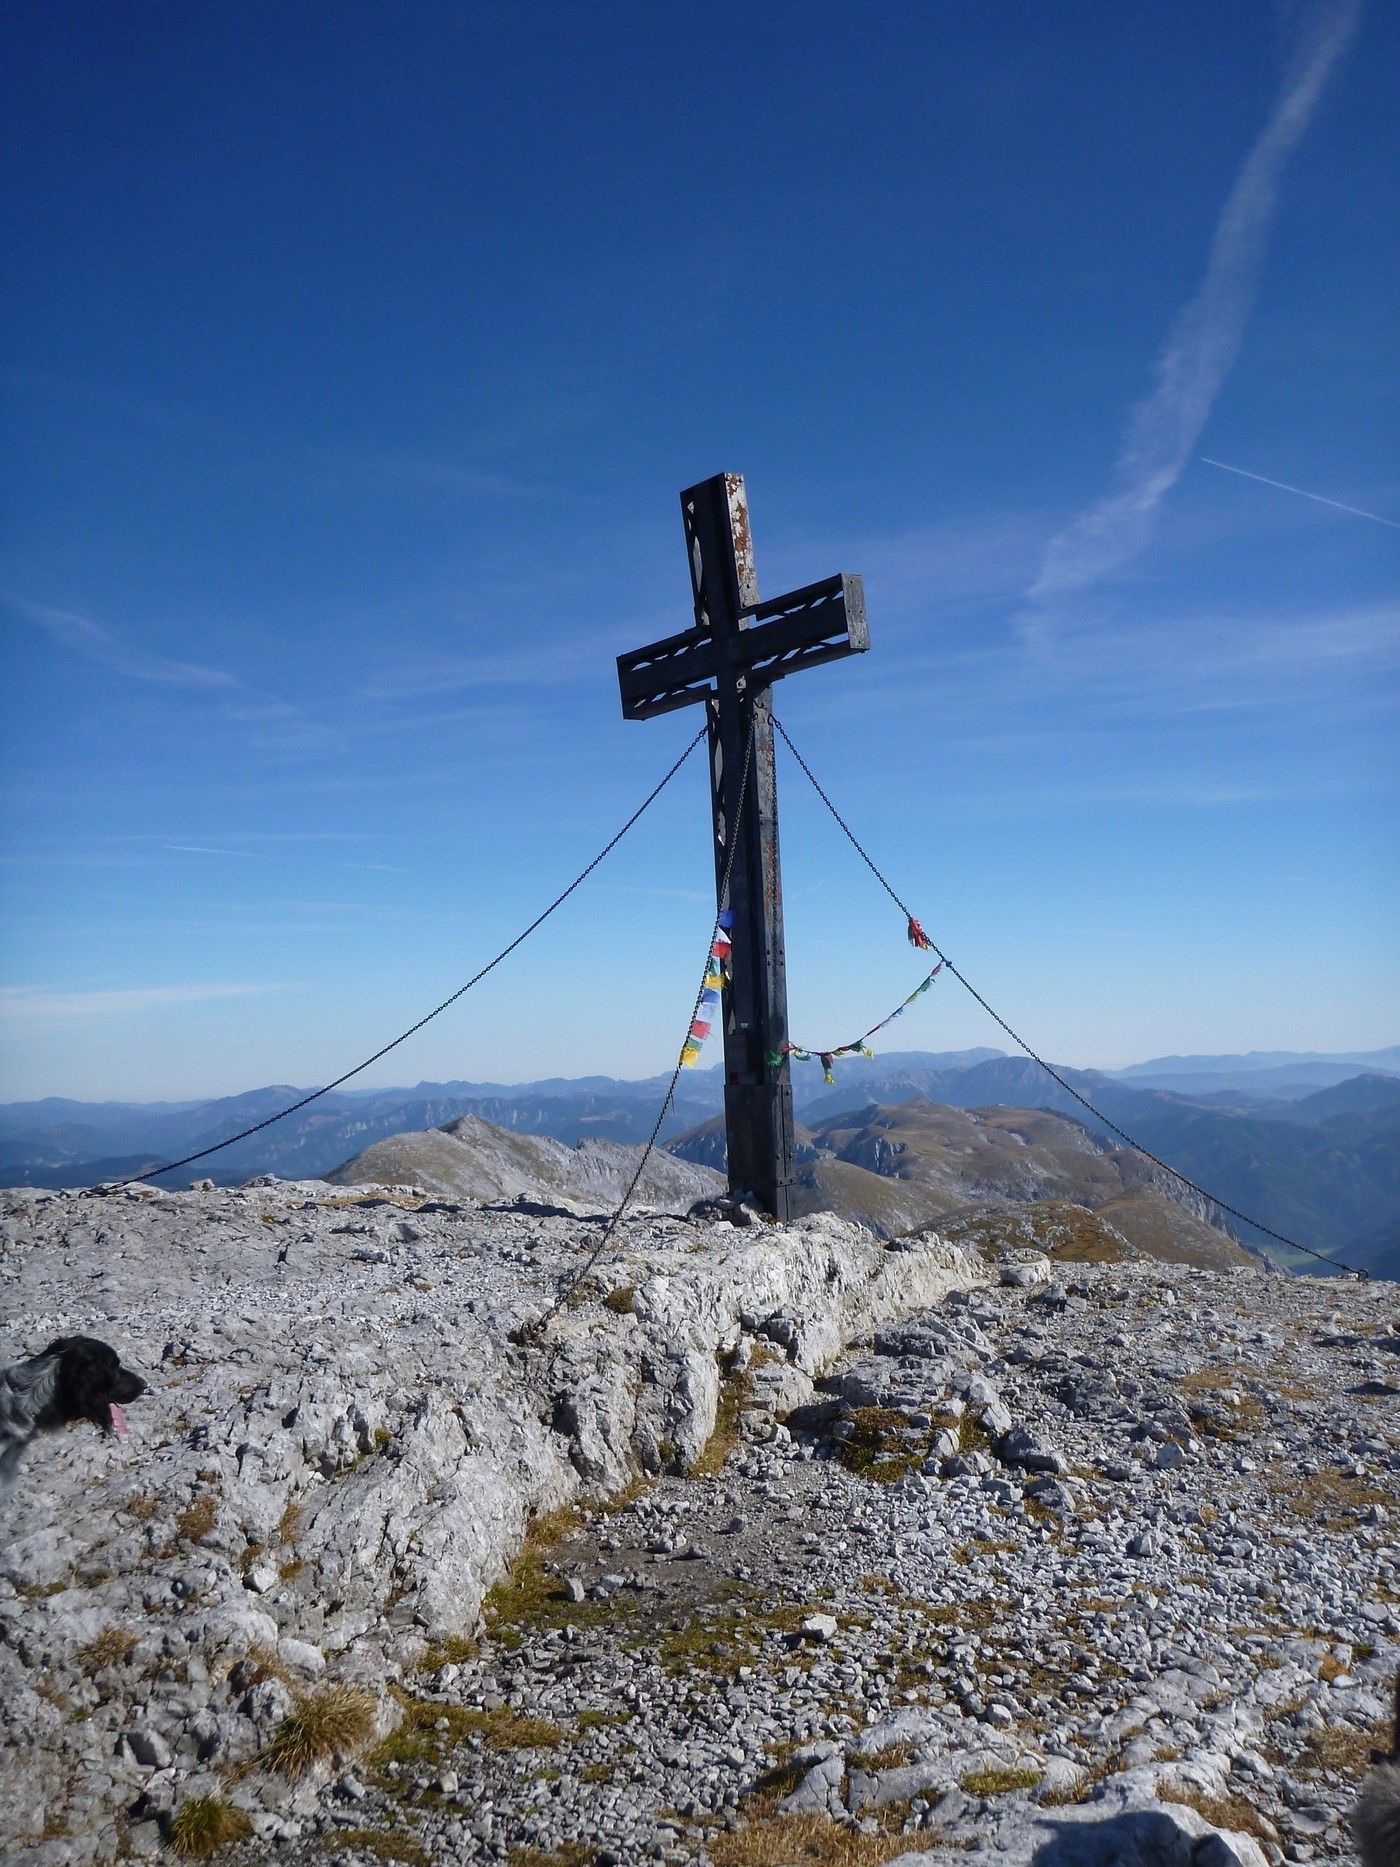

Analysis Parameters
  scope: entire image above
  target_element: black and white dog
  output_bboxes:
[0,1336,147,1506]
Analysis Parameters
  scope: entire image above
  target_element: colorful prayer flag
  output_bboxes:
[783,960,943,1082]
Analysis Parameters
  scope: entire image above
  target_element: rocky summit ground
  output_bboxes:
[0,1178,1396,1867]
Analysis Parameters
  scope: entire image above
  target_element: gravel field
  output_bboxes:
[1,1178,1395,1866]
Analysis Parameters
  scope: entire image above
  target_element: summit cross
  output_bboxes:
[616,474,870,1220]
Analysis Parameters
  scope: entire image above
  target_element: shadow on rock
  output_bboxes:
[1026,1807,1254,1866]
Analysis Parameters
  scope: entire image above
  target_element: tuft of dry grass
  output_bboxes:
[918,1596,999,1631]
[1294,1718,1394,1780]
[711,1812,913,1867]
[238,1642,295,1689]
[370,1693,563,1772]
[77,1626,139,1669]
[479,1504,631,1646]
[602,1286,636,1315]
[175,1495,218,1543]
[329,1830,429,1865]
[263,1685,376,1778]
[690,1361,746,1479]
[1178,1367,1266,1439]
[653,1599,817,1678]
[839,1407,927,1484]
[416,1633,479,1673]
[124,1494,160,1522]
[1156,1785,1276,1847]
[1283,1469,1391,1528]
[461,1707,566,1750]
[686,1344,785,1479]
[167,1795,253,1857]
[847,1741,913,1772]
[957,1415,994,1455]
[962,1767,1043,1796]
[945,1202,1139,1265]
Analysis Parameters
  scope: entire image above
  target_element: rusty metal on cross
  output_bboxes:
[616,474,870,1220]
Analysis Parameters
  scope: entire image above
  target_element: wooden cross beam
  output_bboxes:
[617,473,870,1220]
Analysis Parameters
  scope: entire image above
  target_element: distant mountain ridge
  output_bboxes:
[1,1046,1395,1281]
[0,1050,1008,1187]
[1113,1044,1400,1076]
[1106,1046,1400,1098]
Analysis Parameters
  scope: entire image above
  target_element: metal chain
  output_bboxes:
[89,726,709,1194]
[533,713,759,1332]
[772,715,1367,1281]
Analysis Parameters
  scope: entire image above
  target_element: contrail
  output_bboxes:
[1029,0,1363,604]
[1200,456,1400,530]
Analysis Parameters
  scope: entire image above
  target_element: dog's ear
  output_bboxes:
[51,1339,124,1432]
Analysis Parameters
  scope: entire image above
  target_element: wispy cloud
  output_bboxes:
[0,983,288,1022]
[1030,599,1400,718]
[3,592,338,756]
[793,597,1398,729]
[3,593,240,690]
[1028,0,1362,607]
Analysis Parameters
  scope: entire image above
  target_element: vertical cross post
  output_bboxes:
[617,473,869,1220]
[682,476,796,1220]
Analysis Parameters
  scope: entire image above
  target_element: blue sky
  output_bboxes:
[1,0,1396,1103]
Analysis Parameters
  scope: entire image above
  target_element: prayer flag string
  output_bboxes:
[679,904,943,1081]
[766,960,945,1082]
[679,911,734,1068]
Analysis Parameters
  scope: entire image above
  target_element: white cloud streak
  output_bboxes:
[798,597,1398,729]
[0,983,288,1022]
[3,592,338,756]
[1199,456,1400,529]
[3,593,241,690]
[1030,0,1362,605]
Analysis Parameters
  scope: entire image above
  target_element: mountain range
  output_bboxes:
[670,1058,1400,1280]
[321,1112,726,1212]
[2,1044,1395,1279]
[661,1099,1256,1273]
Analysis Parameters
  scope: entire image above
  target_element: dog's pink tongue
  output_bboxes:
[109,1402,129,1437]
